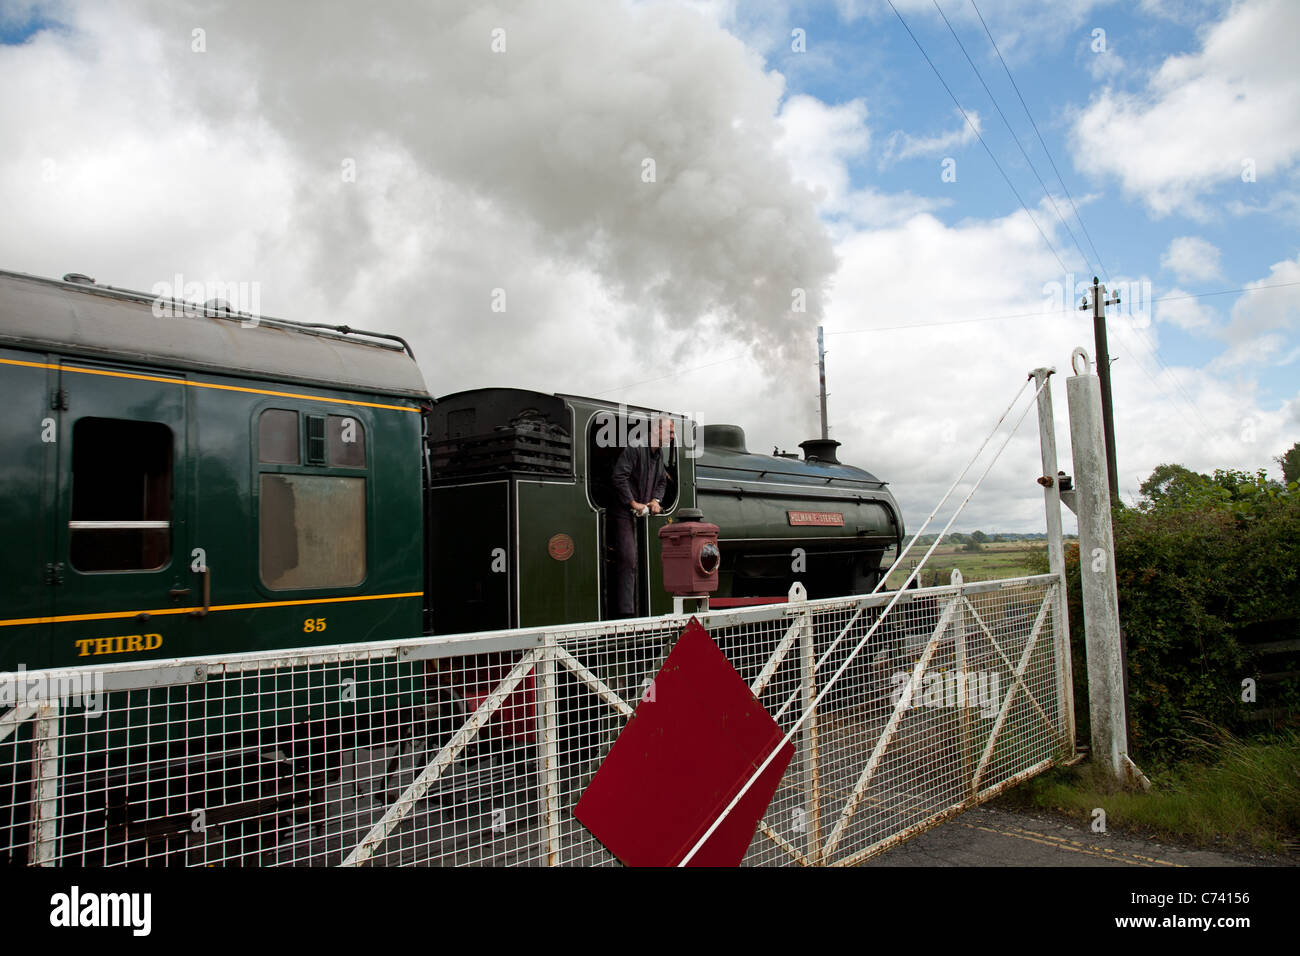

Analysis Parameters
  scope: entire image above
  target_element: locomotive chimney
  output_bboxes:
[799,437,841,464]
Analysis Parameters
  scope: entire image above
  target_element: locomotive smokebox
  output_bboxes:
[657,508,721,596]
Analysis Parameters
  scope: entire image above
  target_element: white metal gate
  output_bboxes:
[0,573,1070,866]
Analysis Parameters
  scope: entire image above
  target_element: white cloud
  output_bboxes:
[776,95,871,209]
[1085,50,1126,81]
[1071,0,1300,216]
[1209,332,1286,370]
[1160,236,1224,282]
[882,111,981,165]
[1155,290,1218,332]
[1198,253,1300,369]
[1083,31,1127,83]
[775,94,948,228]
[1288,394,1300,427]
[1227,253,1300,340]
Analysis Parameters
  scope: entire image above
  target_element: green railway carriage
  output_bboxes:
[0,270,428,671]
[0,270,439,862]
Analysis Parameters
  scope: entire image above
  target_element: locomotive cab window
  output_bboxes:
[69,418,173,572]
[586,411,680,512]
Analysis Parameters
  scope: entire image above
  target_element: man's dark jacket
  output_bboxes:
[612,445,667,508]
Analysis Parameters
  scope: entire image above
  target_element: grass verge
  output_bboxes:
[994,727,1300,855]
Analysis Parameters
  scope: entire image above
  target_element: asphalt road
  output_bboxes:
[862,805,1286,867]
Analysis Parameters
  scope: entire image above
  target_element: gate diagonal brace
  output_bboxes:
[554,646,635,720]
[757,819,812,866]
[0,704,37,745]
[822,595,960,860]
[973,596,1052,792]
[961,592,1066,756]
[749,618,803,700]
[772,604,868,722]
[341,648,540,866]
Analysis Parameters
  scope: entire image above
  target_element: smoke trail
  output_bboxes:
[139,0,836,374]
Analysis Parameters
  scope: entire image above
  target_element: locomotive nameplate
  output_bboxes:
[547,533,575,561]
[787,510,844,527]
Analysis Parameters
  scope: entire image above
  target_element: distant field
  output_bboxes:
[883,540,1047,589]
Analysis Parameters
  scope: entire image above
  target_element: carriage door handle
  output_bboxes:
[189,565,211,618]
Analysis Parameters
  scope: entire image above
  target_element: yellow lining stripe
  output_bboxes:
[0,357,423,412]
[0,591,423,628]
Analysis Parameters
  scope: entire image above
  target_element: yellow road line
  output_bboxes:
[961,820,1183,866]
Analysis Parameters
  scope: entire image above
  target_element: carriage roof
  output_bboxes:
[0,270,430,401]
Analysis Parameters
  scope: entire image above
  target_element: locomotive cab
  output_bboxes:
[424,388,695,631]
[585,408,682,619]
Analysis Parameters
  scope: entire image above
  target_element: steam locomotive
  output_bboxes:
[0,268,903,862]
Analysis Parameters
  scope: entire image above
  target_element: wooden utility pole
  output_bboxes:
[1080,277,1121,506]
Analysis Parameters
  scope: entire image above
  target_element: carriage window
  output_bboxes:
[328,415,365,467]
[69,418,172,572]
[258,409,299,464]
[260,475,366,589]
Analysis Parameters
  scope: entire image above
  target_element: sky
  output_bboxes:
[1,0,1297,534]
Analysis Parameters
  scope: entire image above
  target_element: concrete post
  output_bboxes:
[1065,349,1148,789]
[1030,368,1075,758]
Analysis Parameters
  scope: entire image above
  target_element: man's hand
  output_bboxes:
[648,499,662,515]
[630,501,646,514]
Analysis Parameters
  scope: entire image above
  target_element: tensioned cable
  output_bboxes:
[679,374,1050,865]
[961,0,1234,443]
[868,375,1033,593]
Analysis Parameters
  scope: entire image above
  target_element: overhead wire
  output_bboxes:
[961,0,1228,444]
[587,280,1300,401]
[824,279,1300,336]
[883,0,1072,277]
[933,0,1094,276]
[968,0,1110,277]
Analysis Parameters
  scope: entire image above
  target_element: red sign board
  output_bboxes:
[787,510,844,527]
[573,618,794,866]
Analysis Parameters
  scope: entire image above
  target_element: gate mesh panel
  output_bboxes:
[0,576,1068,866]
